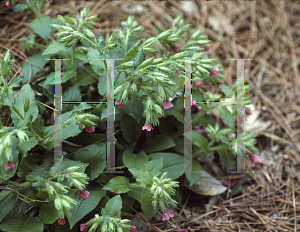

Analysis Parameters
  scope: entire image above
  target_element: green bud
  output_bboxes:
[88,14,98,21]
[143,47,159,53]
[121,21,127,28]
[117,226,123,232]
[51,181,69,192]
[56,31,70,39]
[159,200,166,211]
[4,51,11,63]
[64,16,74,24]
[196,40,211,46]
[114,85,124,96]
[5,147,12,161]
[138,57,155,69]
[178,18,184,27]
[80,7,90,19]
[191,29,203,40]
[154,104,163,116]
[58,15,66,25]
[175,24,192,37]
[61,199,72,209]
[157,29,173,40]
[105,44,118,50]
[24,98,30,113]
[146,98,153,110]
[164,87,175,98]
[172,51,188,59]
[58,35,73,43]
[152,58,165,65]
[4,137,11,147]
[127,15,134,26]
[131,83,137,92]
[161,178,172,184]
[16,130,28,143]
[157,66,172,73]
[61,26,74,32]
[54,197,62,210]
[160,172,168,181]
[84,29,95,40]
[121,89,128,102]
[90,223,98,232]
[47,184,56,197]
[120,61,134,68]
[61,195,78,205]
[120,219,130,224]
[153,176,160,184]
[196,65,210,75]
[51,24,61,30]
[173,13,183,27]
[142,37,158,47]
[101,221,108,232]
[108,222,114,231]
[132,25,144,33]
[151,184,158,192]
[65,39,79,49]
[64,164,83,173]
[108,32,117,45]
[131,20,138,28]
[201,64,213,70]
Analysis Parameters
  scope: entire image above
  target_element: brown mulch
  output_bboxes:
[1,0,300,231]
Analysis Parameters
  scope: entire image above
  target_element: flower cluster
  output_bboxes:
[209,67,219,77]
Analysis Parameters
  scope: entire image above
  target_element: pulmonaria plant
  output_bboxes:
[0,8,259,232]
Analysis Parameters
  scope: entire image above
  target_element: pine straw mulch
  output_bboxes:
[1,0,300,231]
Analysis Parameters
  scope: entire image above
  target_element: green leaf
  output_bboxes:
[141,188,157,220]
[104,195,122,218]
[11,4,29,12]
[0,190,18,223]
[73,143,106,180]
[229,181,242,197]
[68,185,106,229]
[73,52,88,62]
[127,185,144,202]
[185,159,202,186]
[148,153,184,180]
[143,157,163,177]
[163,108,184,123]
[123,150,149,169]
[219,83,233,98]
[217,105,234,128]
[128,169,153,188]
[0,214,43,232]
[143,135,176,153]
[73,65,97,86]
[42,40,66,55]
[154,25,164,35]
[41,71,76,86]
[30,16,52,40]
[123,97,144,124]
[39,202,58,224]
[126,39,144,62]
[97,73,107,96]
[103,176,130,194]
[186,48,197,57]
[133,49,146,69]
[217,147,235,170]
[121,113,143,142]
[62,85,82,112]
[87,48,106,74]
[192,130,209,152]
[21,54,51,84]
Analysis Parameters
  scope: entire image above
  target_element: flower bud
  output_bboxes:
[17,130,28,143]
[64,16,74,24]
[143,47,159,53]
[196,65,210,75]
[146,99,153,110]
[4,137,11,147]
[196,40,211,46]
[117,226,123,232]
[108,32,117,45]
[164,87,175,98]
[54,197,62,210]
[108,222,114,231]
[47,184,56,197]
[51,24,61,30]
[51,181,69,193]
[69,172,87,180]
[120,61,134,68]
[191,29,203,40]
[61,199,72,209]
[159,200,166,211]
[131,20,138,28]
[88,14,98,21]
[71,178,85,190]
[121,89,128,102]
[4,51,11,63]
[157,66,172,74]
[153,176,160,184]
[131,83,137,92]
[154,104,163,116]
[61,26,74,32]
[172,51,188,59]
[142,37,158,47]
[138,57,155,69]
[173,13,183,27]
[101,221,108,232]
[84,29,95,40]
[64,164,83,173]
[152,58,165,65]
[58,15,66,25]
[127,16,134,26]
[157,29,173,40]
[65,38,79,49]
[175,24,192,37]
[105,44,118,50]
[114,85,124,96]
[5,147,12,161]
[132,25,144,33]
[200,58,216,64]
[90,223,98,231]
[120,219,130,224]
[23,98,30,113]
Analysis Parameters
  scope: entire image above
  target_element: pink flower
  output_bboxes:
[163,101,174,109]
[197,128,207,136]
[245,90,250,96]
[58,218,65,225]
[194,81,204,89]
[246,151,252,156]
[204,44,210,52]
[86,126,95,133]
[216,117,228,127]
[209,67,219,77]
[115,101,123,109]
[5,161,15,170]
[6,1,12,7]
[19,0,23,3]
[191,100,202,110]
[80,223,88,232]
[178,229,188,232]
[250,155,260,165]
[162,210,174,221]
[12,64,16,69]
[245,110,252,115]
[95,23,100,29]
[78,190,90,201]
[222,180,238,188]
[130,225,136,232]
[16,71,22,76]
[170,44,180,53]
[142,124,153,131]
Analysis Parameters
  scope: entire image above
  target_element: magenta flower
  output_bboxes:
[178,228,188,232]
[197,128,207,136]
[80,223,88,232]
[245,110,252,115]
[142,124,153,131]
[6,1,12,7]
[115,101,123,109]
[130,225,136,232]
[250,155,260,165]
[209,67,219,77]
[78,190,90,201]
[163,101,174,109]
[204,44,210,52]
[245,90,250,96]
[19,0,23,3]
[162,210,174,221]
[95,23,100,29]
[191,100,202,110]
[86,126,95,133]
[194,81,204,89]
[16,71,22,76]
[58,218,65,225]
[246,151,252,156]
[5,161,15,170]
[12,64,16,69]
[170,44,180,53]
[222,180,238,188]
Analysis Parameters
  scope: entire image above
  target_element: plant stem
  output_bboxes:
[72,46,76,81]
[6,180,31,188]
[123,28,130,62]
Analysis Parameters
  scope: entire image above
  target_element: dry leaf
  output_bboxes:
[207,10,234,35]
[245,104,272,134]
